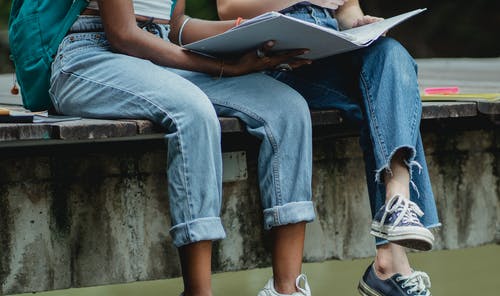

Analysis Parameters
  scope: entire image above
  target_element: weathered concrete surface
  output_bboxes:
[1,127,499,295]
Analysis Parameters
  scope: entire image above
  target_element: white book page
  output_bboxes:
[342,8,426,45]
[279,13,357,42]
[229,11,356,42]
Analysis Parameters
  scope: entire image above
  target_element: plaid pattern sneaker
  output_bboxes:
[257,274,311,296]
[371,195,434,251]
[358,264,432,296]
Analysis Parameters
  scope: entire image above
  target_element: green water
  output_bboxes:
[12,244,500,296]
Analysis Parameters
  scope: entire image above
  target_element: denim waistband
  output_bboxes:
[280,3,334,19]
[68,15,170,37]
[279,2,333,15]
[279,1,312,14]
[68,16,105,33]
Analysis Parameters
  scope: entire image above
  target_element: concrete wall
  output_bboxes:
[1,128,499,295]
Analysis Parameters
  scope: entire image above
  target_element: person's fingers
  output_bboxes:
[256,48,266,58]
[260,40,275,55]
[239,45,311,73]
[287,59,313,69]
[276,48,310,58]
[268,50,311,70]
[353,15,384,27]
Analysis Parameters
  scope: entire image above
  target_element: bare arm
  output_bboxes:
[218,0,349,20]
[217,0,300,20]
[98,0,310,76]
[169,0,236,45]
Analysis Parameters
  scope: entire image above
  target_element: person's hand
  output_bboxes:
[351,15,387,36]
[224,41,312,76]
[308,0,347,10]
[351,15,384,28]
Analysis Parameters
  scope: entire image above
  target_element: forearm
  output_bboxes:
[217,0,300,20]
[170,16,236,46]
[334,0,364,29]
[98,0,307,78]
[118,29,224,76]
[99,0,225,76]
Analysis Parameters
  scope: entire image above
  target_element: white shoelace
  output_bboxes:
[382,195,424,228]
[295,274,311,295]
[259,274,311,296]
[396,271,432,295]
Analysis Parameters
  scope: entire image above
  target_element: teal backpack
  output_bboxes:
[9,0,89,111]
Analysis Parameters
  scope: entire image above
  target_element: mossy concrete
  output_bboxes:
[1,129,499,295]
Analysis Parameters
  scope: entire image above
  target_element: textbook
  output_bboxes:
[0,108,81,123]
[184,8,426,60]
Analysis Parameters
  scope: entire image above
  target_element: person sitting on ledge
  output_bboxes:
[216,0,440,295]
[48,0,316,295]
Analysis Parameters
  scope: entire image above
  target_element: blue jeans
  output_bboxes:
[49,16,315,247]
[273,6,440,243]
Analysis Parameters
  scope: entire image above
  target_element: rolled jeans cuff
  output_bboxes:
[263,201,316,230]
[169,217,226,248]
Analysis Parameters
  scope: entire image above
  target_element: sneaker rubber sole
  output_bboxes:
[371,223,434,251]
[358,278,384,296]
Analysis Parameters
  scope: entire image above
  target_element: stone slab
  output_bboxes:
[421,101,477,119]
[1,128,499,295]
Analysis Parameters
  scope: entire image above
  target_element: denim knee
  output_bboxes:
[364,38,418,82]
[271,89,312,130]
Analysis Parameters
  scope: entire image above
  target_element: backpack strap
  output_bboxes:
[48,0,90,57]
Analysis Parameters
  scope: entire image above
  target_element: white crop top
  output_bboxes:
[87,0,175,20]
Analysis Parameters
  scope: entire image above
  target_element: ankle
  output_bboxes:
[375,244,412,278]
[373,257,395,280]
[274,278,297,294]
[183,291,212,296]
[385,187,410,203]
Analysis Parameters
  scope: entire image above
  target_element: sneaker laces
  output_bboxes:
[383,195,424,228]
[259,275,311,296]
[295,274,311,295]
[396,271,431,296]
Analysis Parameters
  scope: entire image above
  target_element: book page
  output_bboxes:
[183,8,427,60]
[343,8,426,45]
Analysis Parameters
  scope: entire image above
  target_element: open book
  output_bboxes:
[0,108,81,123]
[184,8,426,60]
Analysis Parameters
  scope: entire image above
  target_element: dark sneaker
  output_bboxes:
[358,264,432,296]
[371,195,434,251]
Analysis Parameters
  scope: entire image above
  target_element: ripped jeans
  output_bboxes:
[270,5,440,243]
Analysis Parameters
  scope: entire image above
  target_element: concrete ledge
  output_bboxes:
[1,124,499,295]
[0,101,488,145]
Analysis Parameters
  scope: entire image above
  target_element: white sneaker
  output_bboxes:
[257,274,311,296]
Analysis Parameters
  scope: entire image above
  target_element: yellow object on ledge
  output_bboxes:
[421,93,500,102]
[0,108,11,115]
